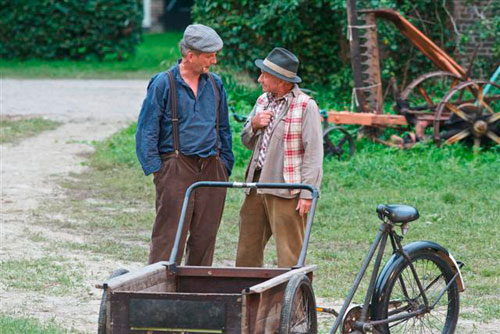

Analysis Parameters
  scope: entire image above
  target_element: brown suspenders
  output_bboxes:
[165,70,221,156]
[207,73,221,155]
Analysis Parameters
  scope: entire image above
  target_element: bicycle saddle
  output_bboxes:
[376,204,419,223]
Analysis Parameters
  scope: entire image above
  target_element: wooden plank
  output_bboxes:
[101,262,174,293]
[111,293,130,333]
[111,291,242,334]
[245,265,316,294]
[178,276,271,294]
[176,266,288,278]
[327,111,408,126]
[243,284,287,334]
[139,282,173,293]
[253,284,286,333]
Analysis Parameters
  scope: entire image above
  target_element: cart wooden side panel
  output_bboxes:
[111,291,242,333]
[242,266,316,334]
[101,263,316,333]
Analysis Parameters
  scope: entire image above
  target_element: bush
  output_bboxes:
[0,0,143,60]
[192,0,497,93]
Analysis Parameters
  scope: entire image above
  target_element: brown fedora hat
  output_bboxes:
[255,47,301,83]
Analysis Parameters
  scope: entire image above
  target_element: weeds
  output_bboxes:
[0,314,72,334]
[0,256,84,295]
[0,117,61,144]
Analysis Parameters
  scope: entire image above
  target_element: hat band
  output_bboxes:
[263,59,296,79]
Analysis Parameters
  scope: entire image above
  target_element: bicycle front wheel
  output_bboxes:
[373,251,459,334]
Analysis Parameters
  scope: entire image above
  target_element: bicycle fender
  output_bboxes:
[371,241,465,309]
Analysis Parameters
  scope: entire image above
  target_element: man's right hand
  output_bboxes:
[251,110,273,131]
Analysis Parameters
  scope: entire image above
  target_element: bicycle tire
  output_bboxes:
[279,274,317,334]
[372,250,459,334]
[97,268,129,334]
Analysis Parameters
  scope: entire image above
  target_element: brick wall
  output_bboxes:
[453,0,498,72]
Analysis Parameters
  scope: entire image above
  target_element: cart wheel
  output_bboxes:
[433,80,500,150]
[98,268,129,334]
[400,71,463,115]
[279,274,317,334]
[323,126,355,160]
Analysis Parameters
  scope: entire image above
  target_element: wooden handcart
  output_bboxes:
[96,181,320,334]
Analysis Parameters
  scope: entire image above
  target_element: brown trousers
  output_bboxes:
[148,153,227,265]
[236,173,307,268]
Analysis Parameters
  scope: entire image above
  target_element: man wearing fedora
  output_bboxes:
[236,47,323,268]
[136,24,234,265]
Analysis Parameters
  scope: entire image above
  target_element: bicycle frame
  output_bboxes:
[329,216,461,334]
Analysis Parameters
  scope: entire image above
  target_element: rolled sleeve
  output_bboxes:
[135,74,168,176]
[299,100,324,199]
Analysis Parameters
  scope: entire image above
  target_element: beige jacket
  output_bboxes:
[241,85,323,199]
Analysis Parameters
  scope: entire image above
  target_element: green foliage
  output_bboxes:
[193,0,347,86]
[193,0,498,94]
[0,0,143,60]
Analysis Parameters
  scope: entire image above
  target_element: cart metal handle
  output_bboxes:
[169,181,320,269]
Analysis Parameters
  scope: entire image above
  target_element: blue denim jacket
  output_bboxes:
[135,63,234,176]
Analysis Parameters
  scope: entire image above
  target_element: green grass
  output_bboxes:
[0,315,71,334]
[0,117,61,144]
[0,33,182,79]
[44,120,500,324]
[0,256,84,295]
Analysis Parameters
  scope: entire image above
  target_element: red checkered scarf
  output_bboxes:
[255,91,311,193]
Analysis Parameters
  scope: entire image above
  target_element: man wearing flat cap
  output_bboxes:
[236,47,323,268]
[136,24,234,265]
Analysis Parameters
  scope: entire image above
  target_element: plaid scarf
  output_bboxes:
[255,90,311,193]
[256,93,287,169]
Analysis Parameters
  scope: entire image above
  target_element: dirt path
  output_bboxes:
[1,79,147,332]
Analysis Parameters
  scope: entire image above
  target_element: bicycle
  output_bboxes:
[311,204,465,334]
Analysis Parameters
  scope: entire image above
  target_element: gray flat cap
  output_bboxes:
[182,24,223,53]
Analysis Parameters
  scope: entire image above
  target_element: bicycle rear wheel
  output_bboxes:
[373,251,459,334]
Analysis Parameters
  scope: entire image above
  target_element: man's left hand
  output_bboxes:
[296,199,312,217]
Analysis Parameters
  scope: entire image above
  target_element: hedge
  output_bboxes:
[192,0,497,95]
[0,0,143,60]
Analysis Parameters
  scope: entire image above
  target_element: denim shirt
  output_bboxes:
[135,63,234,176]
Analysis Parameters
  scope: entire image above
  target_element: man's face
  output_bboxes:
[258,71,282,94]
[189,51,217,74]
